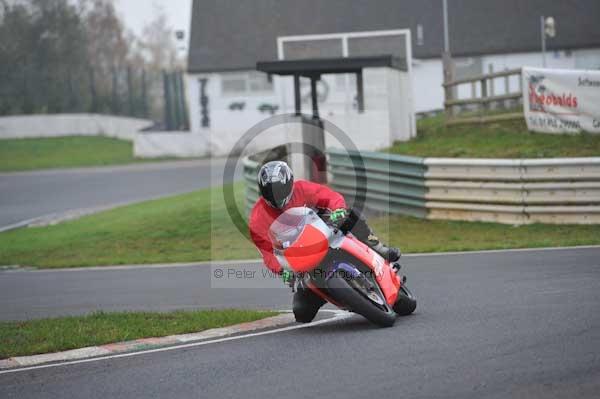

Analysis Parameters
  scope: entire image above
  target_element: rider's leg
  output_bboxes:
[341,209,401,262]
[293,286,326,323]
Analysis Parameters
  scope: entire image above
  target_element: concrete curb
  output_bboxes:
[0,313,295,370]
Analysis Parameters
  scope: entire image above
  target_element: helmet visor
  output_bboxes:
[262,180,293,209]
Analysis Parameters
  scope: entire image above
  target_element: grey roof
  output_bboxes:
[188,0,600,73]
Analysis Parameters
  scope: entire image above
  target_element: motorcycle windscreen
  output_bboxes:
[269,207,330,273]
[283,224,329,272]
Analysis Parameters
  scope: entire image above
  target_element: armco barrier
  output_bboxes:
[327,149,600,225]
[327,148,428,218]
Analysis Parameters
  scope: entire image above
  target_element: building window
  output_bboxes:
[221,72,273,95]
[222,77,246,93]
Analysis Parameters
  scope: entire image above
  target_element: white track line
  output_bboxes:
[0,310,351,375]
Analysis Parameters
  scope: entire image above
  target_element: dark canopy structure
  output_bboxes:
[257,55,405,118]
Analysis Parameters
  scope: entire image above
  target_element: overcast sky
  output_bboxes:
[113,0,192,38]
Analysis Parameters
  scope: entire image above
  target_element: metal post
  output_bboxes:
[141,69,148,118]
[172,72,182,130]
[310,76,319,119]
[443,52,455,119]
[356,71,364,113]
[127,66,134,116]
[443,0,450,53]
[293,75,301,116]
[177,71,189,130]
[504,67,510,109]
[163,70,173,130]
[442,0,455,121]
[541,15,547,68]
[88,67,97,113]
[481,78,488,112]
[111,67,119,114]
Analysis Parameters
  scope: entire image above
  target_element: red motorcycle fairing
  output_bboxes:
[284,224,329,273]
[339,235,401,306]
[269,206,401,308]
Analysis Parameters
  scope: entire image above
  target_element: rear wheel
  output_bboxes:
[393,285,417,316]
[327,272,396,327]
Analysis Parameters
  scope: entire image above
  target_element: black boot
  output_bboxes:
[367,234,401,262]
[341,209,401,263]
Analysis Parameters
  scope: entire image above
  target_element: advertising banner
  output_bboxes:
[523,67,600,133]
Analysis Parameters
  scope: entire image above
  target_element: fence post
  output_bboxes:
[111,67,120,115]
[67,69,77,111]
[127,65,135,116]
[481,77,488,112]
[127,66,134,117]
[488,64,495,110]
[163,70,173,130]
[172,72,182,129]
[141,70,148,118]
[503,67,510,109]
[177,71,189,130]
[88,67,98,113]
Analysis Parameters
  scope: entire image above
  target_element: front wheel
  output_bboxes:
[327,273,396,327]
[393,285,417,316]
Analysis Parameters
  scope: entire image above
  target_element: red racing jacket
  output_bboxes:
[249,180,346,274]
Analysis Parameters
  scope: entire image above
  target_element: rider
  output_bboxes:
[249,160,400,323]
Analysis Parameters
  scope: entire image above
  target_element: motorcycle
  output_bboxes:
[269,206,416,327]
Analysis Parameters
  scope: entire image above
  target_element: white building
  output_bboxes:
[180,0,600,157]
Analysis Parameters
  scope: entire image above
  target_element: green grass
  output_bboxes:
[1,184,600,269]
[0,136,175,172]
[0,309,279,358]
[387,116,600,158]
[0,183,256,268]
[371,215,600,253]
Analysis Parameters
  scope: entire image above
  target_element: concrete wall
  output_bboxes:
[0,114,154,141]
[186,66,415,157]
[134,132,207,158]
[185,72,282,157]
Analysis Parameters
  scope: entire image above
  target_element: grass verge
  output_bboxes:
[387,115,600,158]
[0,183,256,268]
[371,216,600,253]
[0,309,279,359]
[1,184,600,269]
[0,136,176,172]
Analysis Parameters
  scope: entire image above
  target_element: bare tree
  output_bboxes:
[82,0,128,74]
[139,4,181,71]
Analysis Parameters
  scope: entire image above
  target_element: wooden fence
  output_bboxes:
[443,67,523,125]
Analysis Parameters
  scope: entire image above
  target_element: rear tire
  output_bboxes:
[327,273,396,327]
[393,285,417,316]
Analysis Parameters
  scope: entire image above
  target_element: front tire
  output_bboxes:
[393,285,417,316]
[327,273,396,327]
